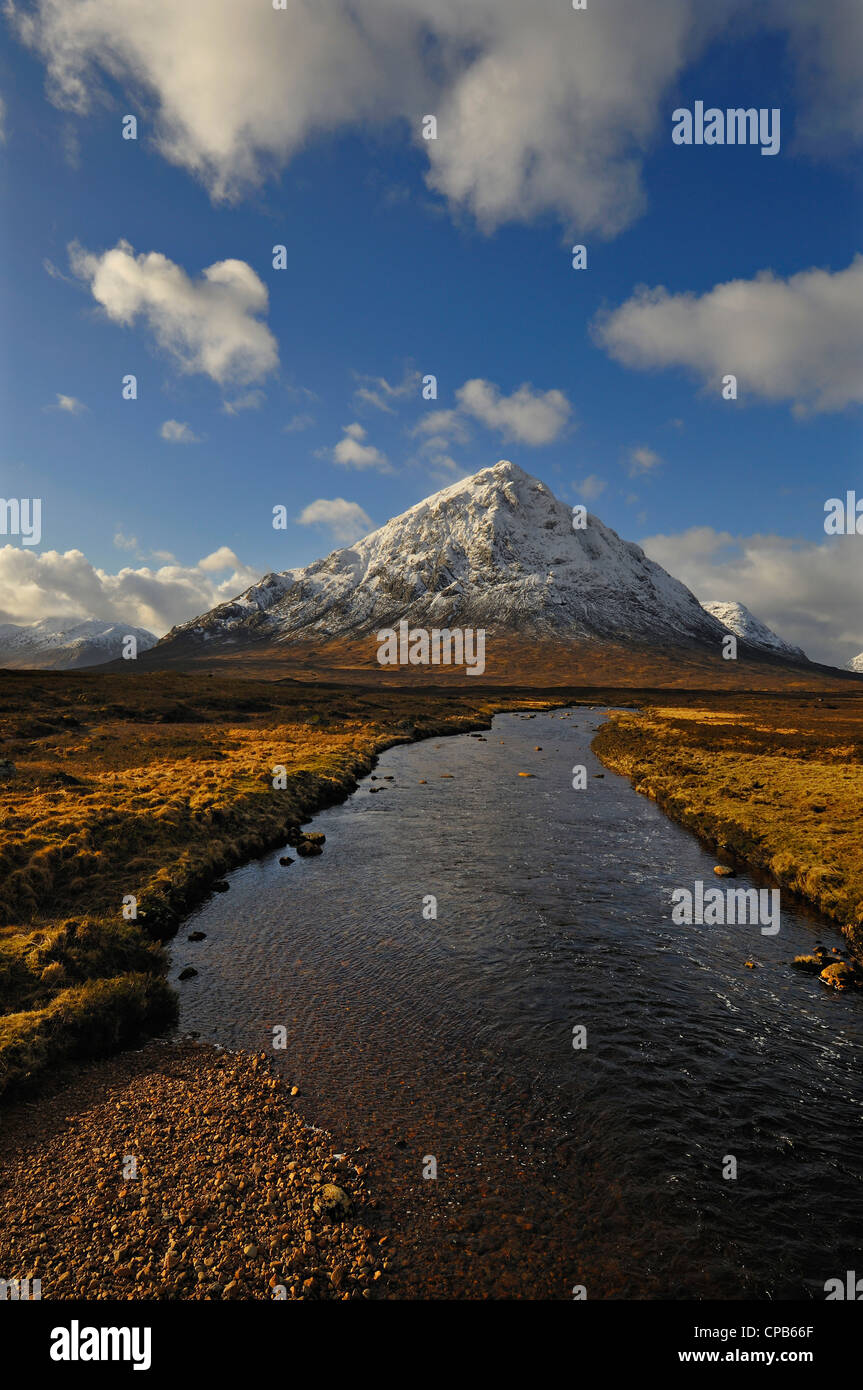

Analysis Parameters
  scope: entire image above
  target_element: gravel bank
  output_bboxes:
[0,1040,389,1300]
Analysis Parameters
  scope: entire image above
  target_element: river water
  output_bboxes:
[172,709,863,1299]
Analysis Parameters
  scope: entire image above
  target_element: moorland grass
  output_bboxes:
[0,670,559,1096]
[594,693,863,960]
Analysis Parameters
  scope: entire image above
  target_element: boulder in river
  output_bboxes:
[178,967,198,981]
[297,840,323,856]
[714,865,736,877]
[187,931,206,942]
[279,856,294,866]
[820,961,855,990]
[791,955,823,973]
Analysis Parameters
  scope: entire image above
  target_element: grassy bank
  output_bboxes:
[593,692,863,966]
[0,670,564,1096]
[4,672,862,1096]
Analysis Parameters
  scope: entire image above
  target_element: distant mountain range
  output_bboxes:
[3,465,841,681]
[847,653,863,673]
[146,462,811,675]
[0,617,157,670]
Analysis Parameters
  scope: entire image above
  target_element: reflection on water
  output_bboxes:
[173,710,863,1299]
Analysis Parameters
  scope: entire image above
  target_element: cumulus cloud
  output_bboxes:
[15,1,861,234]
[628,445,662,476]
[296,497,374,545]
[331,422,390,471]
[455,379,572,445]
[640,525,863,666]
[283,413,315,433]
[69,239,278,388]
[160,419,201,443]
[412,408,471,444]
[0,543,259,637]
[595,257,863,415]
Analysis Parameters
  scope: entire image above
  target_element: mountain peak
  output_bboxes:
[155,461,734,659]
[700,600,807,661]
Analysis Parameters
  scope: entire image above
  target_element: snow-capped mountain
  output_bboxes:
[155,461,738,659]
[0,617,157,670]
[700,601,807,662]
[846,653,863,673]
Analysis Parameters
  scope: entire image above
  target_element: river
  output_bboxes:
[172,708,863,1299]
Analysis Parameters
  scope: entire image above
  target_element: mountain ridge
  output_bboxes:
[700,600,808,662]
[0,617,157,670]
[155,461,734,663]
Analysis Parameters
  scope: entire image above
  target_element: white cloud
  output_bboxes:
[283,413,315,433]
[160,419,201,443]
[411,409,471,445]
[331,422,390,471]
[113,529,139,552]
[628,445,662,476]
[69,238,278,388]
[456,379,573,445]
[296,497,373,545]
[0,543,259,638]
[574,474,607,500]
[640,525,863,666]
[221,389,266,414]
[595,257,863,415]
[352,369,420,413]
[49,392,87,415]
[16,2,861,235]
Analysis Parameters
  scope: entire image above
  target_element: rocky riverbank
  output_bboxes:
[0,1040,392,1300]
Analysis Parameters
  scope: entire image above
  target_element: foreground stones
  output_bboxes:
[820,960,856,990]
[0,1042,386,1300]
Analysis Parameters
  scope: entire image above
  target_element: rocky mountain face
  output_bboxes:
[154,461,738,661]
[846,653,863,673]
[0,617,157,670]
[700,601,808,662]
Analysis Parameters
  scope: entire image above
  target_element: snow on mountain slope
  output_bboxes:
[700,601,807,662]
[157,462,731,656]
[0,617,157,669]
[846,653,863,673]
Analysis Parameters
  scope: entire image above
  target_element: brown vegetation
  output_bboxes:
[2,668,861,1096]
[594,692,863,962]
[0,670,561,1096]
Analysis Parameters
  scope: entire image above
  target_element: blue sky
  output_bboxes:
[0,1,861,661]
